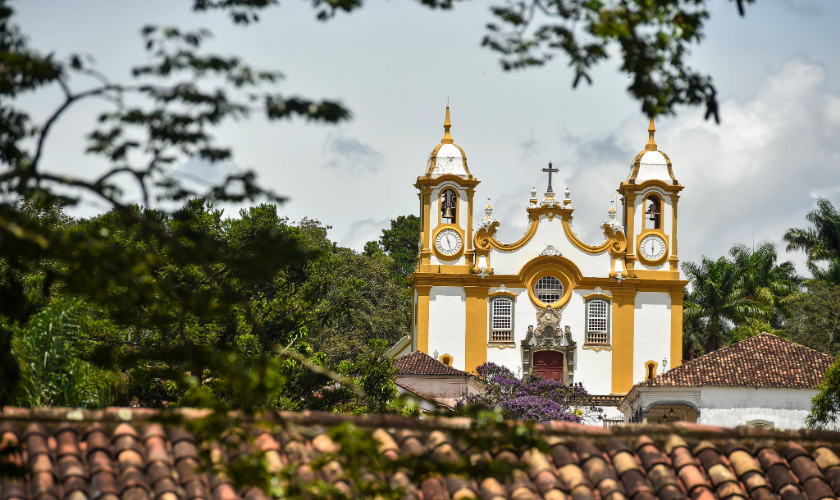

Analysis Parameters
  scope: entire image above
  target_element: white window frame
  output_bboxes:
[585,299,610,345]
[490,296,514,343]
[534,276,563,304]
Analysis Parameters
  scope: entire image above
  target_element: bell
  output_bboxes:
[646,203,659,221]
[442,205,455,220]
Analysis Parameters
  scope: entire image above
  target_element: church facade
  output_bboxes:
[409,107,688,395]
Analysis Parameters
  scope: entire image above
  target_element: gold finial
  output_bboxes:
[645,116,657,151]
[441,106,453,144]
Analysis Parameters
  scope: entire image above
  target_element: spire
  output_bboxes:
[441,106,453,144]
[645,116,657,151]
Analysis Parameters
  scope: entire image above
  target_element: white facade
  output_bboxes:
[412,110,685,397]
[621,386,832,430]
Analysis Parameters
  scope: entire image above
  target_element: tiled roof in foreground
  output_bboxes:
[395,351,469,376]
[5,408,840,500]
[638,333,835,389]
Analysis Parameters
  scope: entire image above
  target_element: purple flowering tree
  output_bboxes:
[456,362,599,424]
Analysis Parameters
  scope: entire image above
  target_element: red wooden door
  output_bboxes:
[533,351,564,380]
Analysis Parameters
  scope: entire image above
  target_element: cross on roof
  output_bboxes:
[542,161,558,194]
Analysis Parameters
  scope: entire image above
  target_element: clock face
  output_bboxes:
[435,228,462,256]
[640,234,667,261]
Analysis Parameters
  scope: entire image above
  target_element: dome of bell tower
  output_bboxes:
[627,117,678,185]
[424,106,472,179]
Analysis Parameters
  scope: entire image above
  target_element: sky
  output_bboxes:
[12,0,840,277]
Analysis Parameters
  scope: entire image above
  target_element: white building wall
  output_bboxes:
[486,288,528,375]
[488,216,614,277]
[428,286,467,370]
[633,292,672,383]
[698,387,821,430]
[573,289,613,396]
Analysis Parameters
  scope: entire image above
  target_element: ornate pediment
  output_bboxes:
[521,305,577,381]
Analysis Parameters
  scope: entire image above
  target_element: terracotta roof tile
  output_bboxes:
[638,333,834,389]
[7,408,840,500]
[395,351,470,376]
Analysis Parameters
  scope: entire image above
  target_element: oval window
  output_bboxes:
[534,276,563,304]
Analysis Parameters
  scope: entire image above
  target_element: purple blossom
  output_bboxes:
[456,362,591,424]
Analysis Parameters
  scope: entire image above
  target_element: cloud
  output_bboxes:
[338,217,391,252]
[322,132,385,174]
[487,56,840,276]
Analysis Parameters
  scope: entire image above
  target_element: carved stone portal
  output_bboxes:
[521,305,577,384]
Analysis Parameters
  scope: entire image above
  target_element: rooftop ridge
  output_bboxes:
[3,406,840,444]
[638,332,835,389]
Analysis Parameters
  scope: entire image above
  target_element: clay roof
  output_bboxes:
[638,333,834,389]
[394,351,469,376]
[5,407,840,500]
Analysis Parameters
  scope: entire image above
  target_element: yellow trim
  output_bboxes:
[521,258,579,309]
[488,342,517,349]
[420,189,432,265]
[415,174,480,189]
[473,212,625,258]
[466,188,475,262]
[624,191,637,271]
[583,345,611,352]
[670,193,679,271]
[619,179,683,196]
[635,230,670,267]
[416,264,473,274]
[563,219,627,255]
[644,360,659,380]
[611,290,636,393]
[415,285,431,354]
[582,292,612,301]
[475,219,539,252]
[410,271,688,291]
[628,269,681,280]
[670,291,683,369]
[431,224,466,261]
[465,287,488,373]
[488,290,518,299]
[440,353,453,366]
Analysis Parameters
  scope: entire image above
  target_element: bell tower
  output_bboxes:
[415,106,480,272]
[617,118,683,280]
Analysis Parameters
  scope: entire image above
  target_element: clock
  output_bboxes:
[435,228,462,256]
[639,234,667,261]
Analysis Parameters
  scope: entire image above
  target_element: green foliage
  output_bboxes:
[682,255,768,353]
[784,281,840,357]
[9,298,125,408]
[682,241,800,355]
[784,198,840,285]
[808,357,840,429]
[367,215,420,283]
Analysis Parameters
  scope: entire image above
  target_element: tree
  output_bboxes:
[682,256,766,352]
[784,281,840,357]
[456,362,596,424]
[368,215,420,282]
[729,241,801,331]
[784,198,840,285]
[9,298,124,408]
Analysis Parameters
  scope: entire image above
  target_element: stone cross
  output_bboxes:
[542,161,558,194]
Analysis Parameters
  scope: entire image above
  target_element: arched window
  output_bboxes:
[440,354,453,366]
[441,189,457,224]
[535,276,563,304]
[491,297,513,342]
[586,299,609,344]
[645,195,661,229]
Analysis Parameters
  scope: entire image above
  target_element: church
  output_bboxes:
[407,106,687,396]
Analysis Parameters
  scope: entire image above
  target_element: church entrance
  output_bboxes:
[533,351,563,380]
